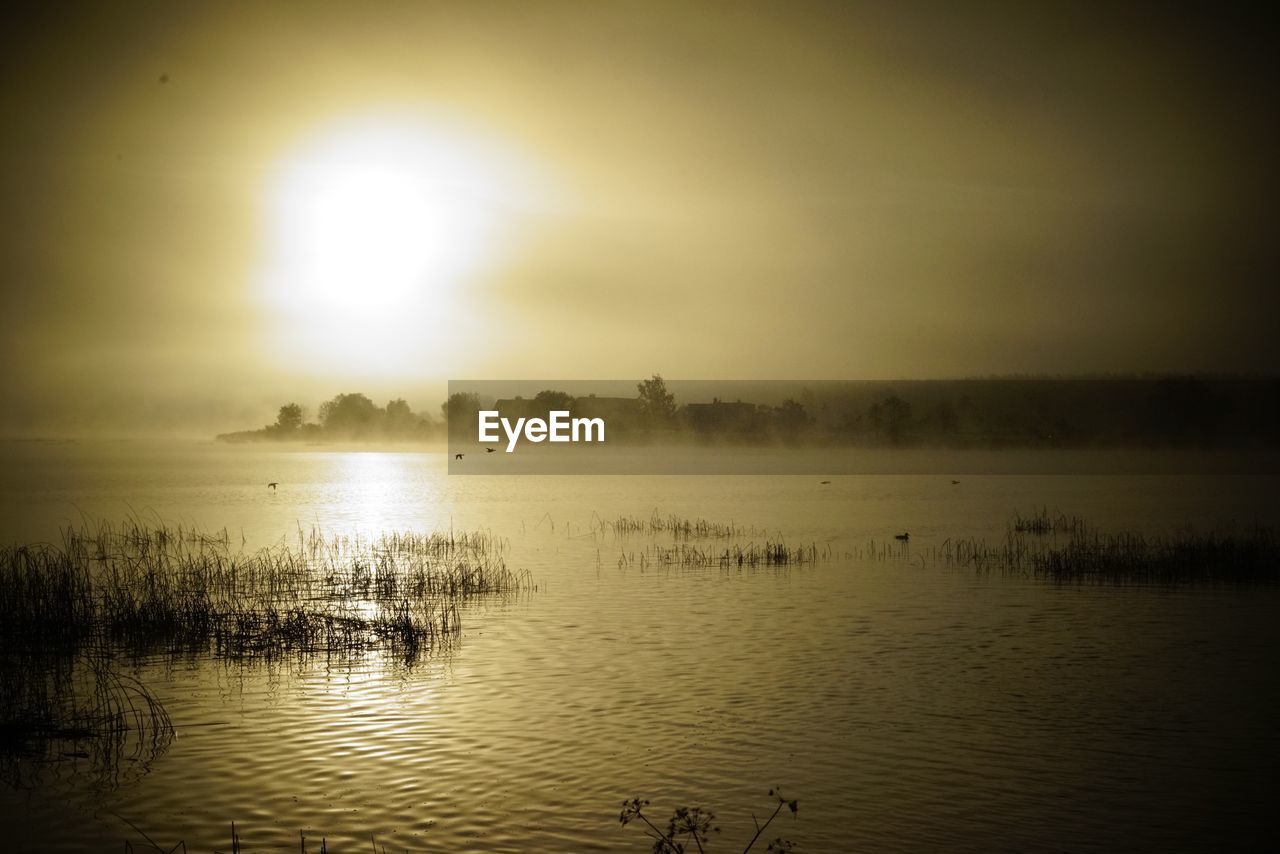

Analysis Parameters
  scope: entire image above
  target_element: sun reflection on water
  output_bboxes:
[325,451,448,537]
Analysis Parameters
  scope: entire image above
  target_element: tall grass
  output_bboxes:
[1010,507,1086,535]
[0,519,531,786]
[618,540,827,571]
[1,519,529,662]
[1,649,172,790]
[600,512,766,540]
[935,514,1279,584]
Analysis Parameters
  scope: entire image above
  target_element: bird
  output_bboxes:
[486,447,496,453]
[267,482,278,490]
[951,480,960,485]
[894,532,910,541]
[454,453,464,460]
[819,480,831,484]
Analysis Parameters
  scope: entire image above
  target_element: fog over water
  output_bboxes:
[2,3,1278,852]
[2,3,1278,437]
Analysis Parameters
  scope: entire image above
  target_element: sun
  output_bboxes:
[257,112,538,375]
[289,163,439,309]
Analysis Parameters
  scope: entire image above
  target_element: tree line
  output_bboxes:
[219,375,1280,448]
[217,393,436,442]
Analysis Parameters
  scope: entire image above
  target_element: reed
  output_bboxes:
[935,515,1280,584]
[1010,507,1086,535]
[1,649,172,790]
[1,520,529,664]
[618,540,827,571]
[118,822,353,853]
[1,520,531,785]
[601,511,764,540]
[118,821,428,854]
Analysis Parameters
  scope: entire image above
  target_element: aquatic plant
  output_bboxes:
[602,512,765,540]
[1010,507,1086,535]
[620,788,799,853]
[0,519,530,664]
[618,540,827,572]
[119,820,359,853]
[1,649,172,791]
[0,519,532,789]
[935,514,1280,584]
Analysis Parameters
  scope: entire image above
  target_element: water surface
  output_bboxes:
[1,440,1277,851]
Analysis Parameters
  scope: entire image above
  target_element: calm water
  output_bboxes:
[2,440,1278,851]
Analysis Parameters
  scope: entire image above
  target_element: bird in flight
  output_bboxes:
[486,447,496,453]
[267,482,278,490]
[454,453,464,460]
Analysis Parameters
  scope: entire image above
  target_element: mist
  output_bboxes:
[2,2,1277,437]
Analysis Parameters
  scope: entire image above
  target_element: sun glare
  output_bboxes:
[257,113,538,375]
[293,165,438,309]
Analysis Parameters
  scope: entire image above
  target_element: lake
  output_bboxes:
[2,440,1278,852]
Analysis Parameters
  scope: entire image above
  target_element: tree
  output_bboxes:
[319,393,381,437]
[867,394,912,444]
[442,392,482,437]
[1141,376,1221,447]
[275,403,304,433]
[385,398,417,435]
[637,374,676,428]
[923,400,960,437]
[770,399,812,435]
[533,389,575,415]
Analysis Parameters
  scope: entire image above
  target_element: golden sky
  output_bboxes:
[0,1,1274,435]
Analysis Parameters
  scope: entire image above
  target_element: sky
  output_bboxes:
[1,1,1276,436]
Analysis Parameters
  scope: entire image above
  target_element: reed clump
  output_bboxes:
[1,650,173,790]
[0,520,530,664]
[618,540,826,571]
[603,512,763,540]
[936,514,1279,584]
[1,520,530,786]
[121,821,400,853]
[1010,507,1086,535]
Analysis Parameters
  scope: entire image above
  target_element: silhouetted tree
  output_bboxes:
[275,403,304,433]
[637,374,676,429]
[385,398,418,435]
[923,400,959,437]
[770,399,813,435]
[319,393,381,437]
[1141,376,1222,447]
[442,392,482,437]
[868,394,912,443]
[533,389,575,415]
